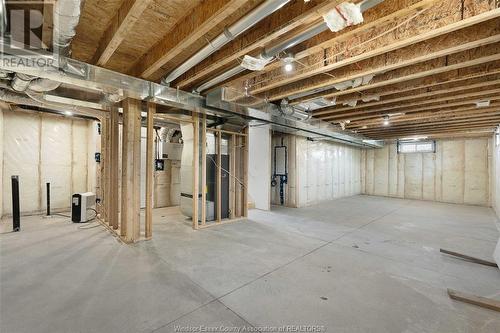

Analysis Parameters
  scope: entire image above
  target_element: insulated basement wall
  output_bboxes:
[493,131,500,265]
[1,110,94,216]
[361,138,491,206]
[248,125,272,210]
[271,134,361,208]
[0,107,3,217]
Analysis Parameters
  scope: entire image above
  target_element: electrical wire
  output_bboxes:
[206,155,246,188]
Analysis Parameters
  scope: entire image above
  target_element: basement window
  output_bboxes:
[397,140,436,154]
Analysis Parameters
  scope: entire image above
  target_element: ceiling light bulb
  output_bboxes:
[383,115,390,126]
[64,111,73,116]
[284,63,294,72]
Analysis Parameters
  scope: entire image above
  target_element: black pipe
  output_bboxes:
[46,182,51,216]
[11,176,20,232]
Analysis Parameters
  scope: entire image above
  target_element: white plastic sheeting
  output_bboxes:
[361,138,491,206]
[0,108,3,216]
[179,122,194,218]
[1,110,94,216]
[492,131,500,266]
[271,134,361,208]
[241,55,271,71]
[323,2,363,32]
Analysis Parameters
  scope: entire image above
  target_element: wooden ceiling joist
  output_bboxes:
[251,8,500,99]
[313,78,500,117]
[174,0,342,88]
[131,0,251,79]
[217,0,440,92]
[92,0,154,66]
[348,104,500,128]
[320,87,500,121]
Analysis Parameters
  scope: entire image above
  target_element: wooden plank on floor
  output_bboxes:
[448,289,500,312]
[440,248,498,267]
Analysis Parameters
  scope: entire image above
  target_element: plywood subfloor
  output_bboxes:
[1,196,499,332]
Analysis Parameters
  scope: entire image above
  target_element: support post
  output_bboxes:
[120,99,142,242]
[145,102,155,238]
[230,134,236,219]
[192,112,199,229]
[216,131,222,223]
[201,114,207,226]
[11,176,20,232]
[242,127,249,217]
[109,108,120,230]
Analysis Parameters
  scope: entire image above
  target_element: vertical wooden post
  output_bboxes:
[120,99,142,242]
[109,108,120,230]
[145,102,155,239]
[192,113,199,229]
[230,134,236,219]
[242,127,249,217]
[100,117,109,222]
[216,131,222,223]
[201,114,207,226]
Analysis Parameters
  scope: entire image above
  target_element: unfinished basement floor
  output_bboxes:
[1,195,500,332]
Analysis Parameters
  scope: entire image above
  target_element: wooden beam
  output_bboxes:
[313,79,500,117]
[440,249,498,267]
[175,0,340,88]
[251,9,500,97]
[192,113,200,230]
[293,68,500,105]
[298,55,500,104]
[120,98,142,242]
[145,102,155,239]
[201,114,207,226]
[265,32,500,101]
[92,0,153,66]
[227,0,440,92]
[132,0,249,79]
[447,289,500,312]
[109,108,120,230]
[322,90,500,121]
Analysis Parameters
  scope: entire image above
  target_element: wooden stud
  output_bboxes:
[448,289,500,312]
[230,134,236,219]
[192,112,200,230]
[201,114,207,226]
[120,99,142,242]
[216,131,222,223]
[145,102,155,239]
[109,108,120,230]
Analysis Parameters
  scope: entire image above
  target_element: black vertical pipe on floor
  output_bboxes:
[46,183,51,216]
[11,176,20,232]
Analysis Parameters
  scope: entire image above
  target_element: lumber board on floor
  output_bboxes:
[440,248,498,267]
[447,289,500,312]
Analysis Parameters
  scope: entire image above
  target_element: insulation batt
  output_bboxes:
[241,55,271,71]
[323,2,363,33]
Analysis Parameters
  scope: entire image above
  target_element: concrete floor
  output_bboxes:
[1,195,500,332]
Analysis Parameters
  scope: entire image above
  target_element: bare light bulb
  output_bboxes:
[65,111,73,116]
[284,62,294,72]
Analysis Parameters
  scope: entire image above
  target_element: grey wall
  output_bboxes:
[361,138,491,206]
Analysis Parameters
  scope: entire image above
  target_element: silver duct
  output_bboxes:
[162,0,290,84]
[194,0,385,93]
[0,88,105,118]
[53,0,84,56]
[0,0,7,36]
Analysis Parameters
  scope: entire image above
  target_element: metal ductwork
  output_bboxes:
[53,0,85,56]
[161,0,291,85]
[0,0,7,36]
[194,0,385,93]
[0,88,105,118]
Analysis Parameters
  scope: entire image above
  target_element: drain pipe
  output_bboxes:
[194,0,384,93]
[161,0,290,85]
